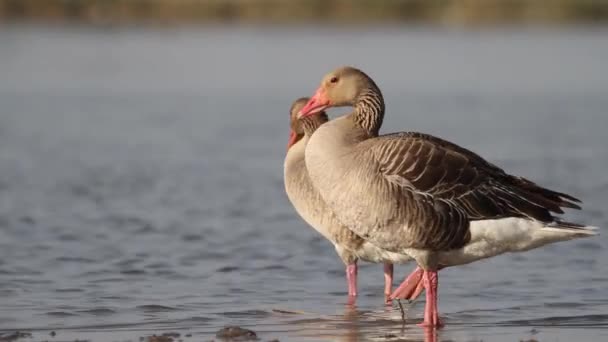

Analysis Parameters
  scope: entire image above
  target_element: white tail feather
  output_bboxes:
[541,225,599,238]
[437,218,598,267]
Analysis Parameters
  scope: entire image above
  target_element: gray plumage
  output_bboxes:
[302,66,594,268]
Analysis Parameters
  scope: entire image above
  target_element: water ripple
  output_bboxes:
[0,26,607,342]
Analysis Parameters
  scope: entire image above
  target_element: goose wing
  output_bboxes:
[370,131,581,222]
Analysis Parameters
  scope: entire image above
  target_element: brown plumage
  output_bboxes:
[368,131,583,249]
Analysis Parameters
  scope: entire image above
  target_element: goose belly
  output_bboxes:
[355,241,413,264]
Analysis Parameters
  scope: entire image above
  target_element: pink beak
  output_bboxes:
[286,130,298,150]
[298,87,330,118]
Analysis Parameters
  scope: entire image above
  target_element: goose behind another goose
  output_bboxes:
[297,67,598,327]
[283,98,413,301]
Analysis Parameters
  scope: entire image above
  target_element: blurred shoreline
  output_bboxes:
[1,0,608,27]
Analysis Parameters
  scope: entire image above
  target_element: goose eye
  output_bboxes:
[330,77,338,83]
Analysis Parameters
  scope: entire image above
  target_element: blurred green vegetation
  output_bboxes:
[1,0,607,25]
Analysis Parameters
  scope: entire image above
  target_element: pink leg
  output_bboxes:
[346,262,358,297]
[409,276,425,300]
[390,266,424,300]
[383,263,393,303]
[417,270,444,328]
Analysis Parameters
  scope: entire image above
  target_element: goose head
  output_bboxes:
[287,97,328,150]
[297,66,380,118]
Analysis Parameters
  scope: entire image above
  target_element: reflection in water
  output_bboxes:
[275,301,608,341]
[283,302,437,342]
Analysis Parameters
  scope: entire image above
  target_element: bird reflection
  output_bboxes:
[281,300,440,342]
[341,302,438,342]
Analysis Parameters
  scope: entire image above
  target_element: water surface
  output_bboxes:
[0,25,607,342]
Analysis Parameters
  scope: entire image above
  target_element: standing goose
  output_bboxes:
[284,98,413,300]
[297,67,597,327]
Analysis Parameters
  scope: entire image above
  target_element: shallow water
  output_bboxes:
[0,25,607,342]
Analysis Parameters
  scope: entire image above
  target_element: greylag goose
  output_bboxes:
[284,98,413,300]
[297,67,598,327]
